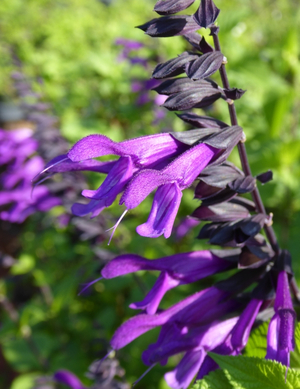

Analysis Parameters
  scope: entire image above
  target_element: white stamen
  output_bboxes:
[106,209,128,245]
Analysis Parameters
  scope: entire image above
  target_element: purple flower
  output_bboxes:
[120,142,218,237]
[163,318,238,389]
[0,128,61,223]
[41,133,219,238]
[196,298,263,380]
[266,271,295,367]
[110,286,234,351]
[101,250,235,314]
[54,370,87,389]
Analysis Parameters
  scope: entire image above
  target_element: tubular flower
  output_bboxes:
[266,271,295,367]
[101,250,236,314]
[102,261,267,389]
[39,132,221,238]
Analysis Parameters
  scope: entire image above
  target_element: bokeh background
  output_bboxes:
[0,0,299,388]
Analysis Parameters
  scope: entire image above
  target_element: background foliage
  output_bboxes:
[0,0,299,388]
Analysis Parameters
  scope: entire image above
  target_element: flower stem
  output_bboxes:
[212,30,280,254]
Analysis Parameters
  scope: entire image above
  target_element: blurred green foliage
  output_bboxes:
[0,0,299,388]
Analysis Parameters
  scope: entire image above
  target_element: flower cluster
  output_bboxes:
[38,0,296,387]
[0,127,60,223]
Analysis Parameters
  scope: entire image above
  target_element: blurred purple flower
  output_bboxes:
[116,38,167,124]
[54,370,86,389]
[0,128,60,223]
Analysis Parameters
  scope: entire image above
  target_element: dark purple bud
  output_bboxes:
[223,88,246,100]
[227,176,256,194]
[196,187,237,206]
[186,51,224,80]
[239,214,266,237]
[152,52,199,79]
[194,181,224,200]
[251,272,275,300]
[273,250,293,275]
[216,267,266,294]
[153,77,218,95]
[183,32,202,49]
[202,125,243,150]
[192,200,250,222]
[163,87,222,111]
[193,0,220,28]
[171,128,219,146]
[199,162,243,188]
[199,36,214,53]
[197,222,219,240]
[154,0,195,15]
[176,113,228,129]
[239,247,271,269]
[257,170,273,184]
[246,234,274,260]
[230,197,256,212]
[137,15,199,38]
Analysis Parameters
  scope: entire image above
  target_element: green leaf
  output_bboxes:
[193,369,233,389]
[208,354,300,389]
[10,254,35,275]
[290,322,300,368]
[244,321,268,358]
[10,373,40,389]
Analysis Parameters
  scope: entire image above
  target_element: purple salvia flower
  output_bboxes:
[101,250,235,314]
[145,317,238,365]
[266,271,295,367]
[110,286,233,351]
[41,133,218,237]
[54,370,87,389]
[0,128,61,223]
[120,142,218,237]
[196,298,263,380]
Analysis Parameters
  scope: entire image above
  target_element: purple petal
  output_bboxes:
[176,217,200,239]
[143,317,238,366]
[82,157,134,202]
[165,349,206,389]
[230,299,263,351]
[68,133,188,167]
[54,370,86,389]
[274,271,293,311]
[71,199,106,218]
[121,143,218,209]
[196,354,219,380]
[110,287,229,350]
[102,250,233,284]
[129,272,180,314]
[136,182,182,238]
[72,157,134,217]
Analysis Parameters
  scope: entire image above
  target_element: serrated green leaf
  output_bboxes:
[244,321,268,358]
[290,322,300,368]
[208,354,300,389]
[193,369,233,389]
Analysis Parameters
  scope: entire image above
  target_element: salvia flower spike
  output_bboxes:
[37,0,298,386]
